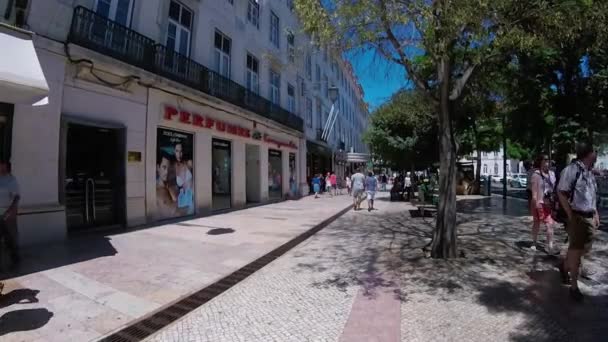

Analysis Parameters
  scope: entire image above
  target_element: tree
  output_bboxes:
[364,90,437,171]
[294,0,547,258]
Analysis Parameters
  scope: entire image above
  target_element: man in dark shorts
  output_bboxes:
[557,142,599,301]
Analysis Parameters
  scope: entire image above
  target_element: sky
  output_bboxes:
[346,49,409,111]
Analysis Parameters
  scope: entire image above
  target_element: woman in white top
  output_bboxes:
[530,154,557,253]
[345,174,352,195]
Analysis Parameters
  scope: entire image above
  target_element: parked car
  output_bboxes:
[510,173,528,188]
[491,175,502,183]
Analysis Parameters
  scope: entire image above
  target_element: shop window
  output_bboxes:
[287,30,295,63]
[483,164,488,174]
[268,149,282,199]
[0,103,13,162]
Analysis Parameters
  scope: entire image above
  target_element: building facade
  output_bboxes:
[470,148,521,177]
[0,0,369,246]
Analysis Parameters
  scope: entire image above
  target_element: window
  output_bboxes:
[287,84,296,113]
[494,163,499,175]
[315,64,321,83]
[483,164,488,174]
[323,74,329,99]
[214,30,231,78]
[247,0,259,28]
[270,70,281,105]
[287,0,294,12]
[323,48,328,62]
[270,11,280,48]
[306,98,313,128]
[0,103,13,162]
[95,0,133,26]
[287,30,295,63]
[246,53,259,94]
[226,0,233,4]
[167,1,192,56]
[305,54,312,81]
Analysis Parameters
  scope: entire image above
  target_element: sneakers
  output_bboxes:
[558,262,570,285]
[570,287,584,302]
[530,244,537,252]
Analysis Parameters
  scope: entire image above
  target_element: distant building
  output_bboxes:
[466,148,522,176]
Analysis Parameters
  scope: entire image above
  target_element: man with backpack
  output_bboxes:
[557,142,600,301]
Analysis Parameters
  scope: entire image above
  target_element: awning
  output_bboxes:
[347,152,370,163]
[0,23,49,105]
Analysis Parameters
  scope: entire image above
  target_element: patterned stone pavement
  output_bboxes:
[148,194,608,342]
[0,195,353,342]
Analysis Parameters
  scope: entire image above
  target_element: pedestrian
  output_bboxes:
[381,174,388,191]
[345,173,352,196]
[312,174,321,198]
[330,172,338,196]
[0,158,21,277]
[525,160,535,207]
[325,172,333,197]
[351,169,366,211]
[529,154,557,253]
[365,171,378,211]
[404,172,412,201]
[557,142,600,301]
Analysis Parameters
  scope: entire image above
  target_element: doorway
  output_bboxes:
[245,144,260,203]
[268,149,282,200]
[63,122,125,232]
[212,138,231,211]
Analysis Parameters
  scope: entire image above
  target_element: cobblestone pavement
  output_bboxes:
[148,194,608,342]
[0,195,353,342]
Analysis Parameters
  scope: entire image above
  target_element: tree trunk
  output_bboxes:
[430,58,458,259]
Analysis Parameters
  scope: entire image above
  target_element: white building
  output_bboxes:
[0,0,369,246]
[470,148,521,177]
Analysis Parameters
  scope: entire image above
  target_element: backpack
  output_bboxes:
[552,162,583,223]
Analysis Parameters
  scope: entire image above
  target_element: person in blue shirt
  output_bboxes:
[311,174,321,198]
[365,172,378,211]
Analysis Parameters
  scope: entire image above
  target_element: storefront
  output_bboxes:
[145,88,303,220]
[306,140,332,187]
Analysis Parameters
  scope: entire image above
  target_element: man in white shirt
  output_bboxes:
[351,169,366,211]
[0,158,20,293]
[557,143,599,301]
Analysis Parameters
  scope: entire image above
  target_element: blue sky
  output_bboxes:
[346,49,409,111]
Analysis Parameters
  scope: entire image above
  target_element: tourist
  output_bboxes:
[345,174,352,196]
[330,172,338,196]
[351,169,366,211]
[529,154,557,253]
[0,158,20,275]
[365,172,378,211]
[312,174,321,199]
[325,172,333,197]
[557,142,599,301]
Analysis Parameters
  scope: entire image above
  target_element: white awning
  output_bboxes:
[347,152,370,163]
[0,24,49,105]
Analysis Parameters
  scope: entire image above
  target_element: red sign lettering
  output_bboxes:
[163,105,288,146]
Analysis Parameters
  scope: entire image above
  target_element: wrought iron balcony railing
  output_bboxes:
[68,6,304,132]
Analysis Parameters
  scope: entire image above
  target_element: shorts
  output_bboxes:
[532,205,554,225]
[313,184,320,193]
[366,191,376,200]
[353,189,364,199]
[566,213,595,250]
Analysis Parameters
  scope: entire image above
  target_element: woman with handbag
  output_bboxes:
[530,154,558,254]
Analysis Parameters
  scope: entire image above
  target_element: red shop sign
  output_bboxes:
[164,105,251,138]
[263,134,298,150]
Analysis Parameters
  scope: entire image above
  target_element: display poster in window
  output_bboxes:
[156,128,195,219]
[289,153,297,196]
[268,149,282,199]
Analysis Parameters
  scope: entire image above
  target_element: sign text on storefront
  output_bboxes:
[164,105,251,138]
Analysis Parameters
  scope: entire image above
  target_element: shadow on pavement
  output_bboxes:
[0,288,40,309]
[292,196,608,341]
[1,236,117,280]
[0,308,53,336]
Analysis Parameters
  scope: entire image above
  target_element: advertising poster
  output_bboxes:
[156,128,195,219]
[268,149,282,199]
[289,153,297,196]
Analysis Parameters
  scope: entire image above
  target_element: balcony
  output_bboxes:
[68,6,304,132]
